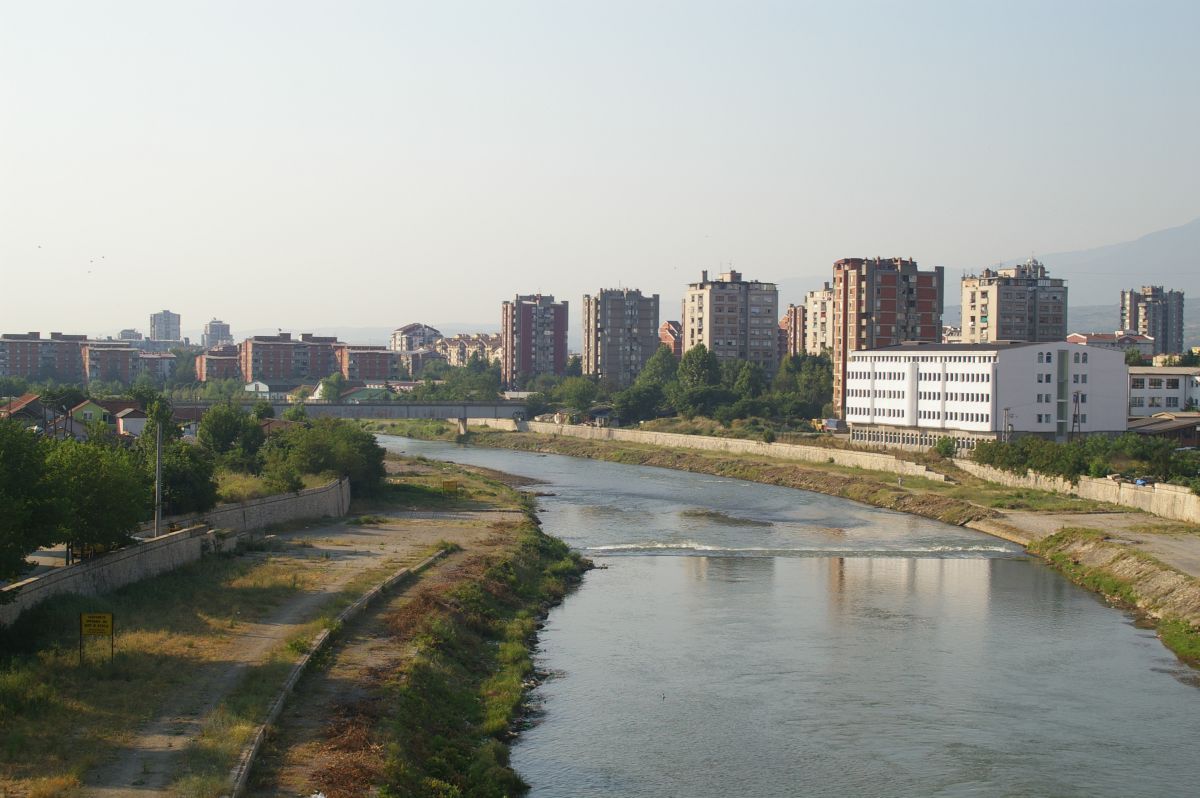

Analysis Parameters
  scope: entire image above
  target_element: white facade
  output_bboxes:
[1128,367,1200,417]
[844,342,1127,449]
[803,282,835,355]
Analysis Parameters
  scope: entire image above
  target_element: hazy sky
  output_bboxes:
[2,0,1198,339]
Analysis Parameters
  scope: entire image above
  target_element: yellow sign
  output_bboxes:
[81,613,113,637]
[442,480,459,494]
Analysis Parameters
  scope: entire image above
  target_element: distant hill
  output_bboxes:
[1003,217,1200,308]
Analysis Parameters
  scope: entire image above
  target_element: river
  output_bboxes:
[382,436,1200,797]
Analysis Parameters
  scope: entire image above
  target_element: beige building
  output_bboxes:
[682,270,779,372]
[803,282,835,355]
[960,259,1067,344]
[582,289,660,387]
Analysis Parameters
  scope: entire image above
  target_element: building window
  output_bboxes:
[1149,378,1163,389]
[1131,377,1145,389]
[1130,397,1145,408]
[1038,352,1044,363]
[1167,378,1180,389]
[1073,352,1080,363]
[1167,397,1180,408]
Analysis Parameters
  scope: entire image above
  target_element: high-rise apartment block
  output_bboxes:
[202,319,233,349]
[803,282,835,355]
[781,304,805,358]
[1120,286,1185,355]
[500,294,568,387]
[149,310,181,342]
[682,270,779,372]
[831,257,944,417]
[960,259,1067,344]
[581,289,660,387]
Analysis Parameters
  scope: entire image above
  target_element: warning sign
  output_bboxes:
[81,613,113,637]
[442,480,459,494]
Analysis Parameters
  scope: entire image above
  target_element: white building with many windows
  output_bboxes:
[1127,367,1200,417]
[844,342,1127,450]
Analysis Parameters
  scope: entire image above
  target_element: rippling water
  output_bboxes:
[382,437,1200,797]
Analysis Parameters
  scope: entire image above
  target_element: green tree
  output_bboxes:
[282,402,309,422]
[733,362,766,399]
[0,420,59,590]
[320,372,348,402]
[197,402,248,455]
[555,377,598,413]
[564,355,583,377]
[613,382,665,423]
[635,346,678,388]
[677,345,720,390]
[47,440,149,553]
[1125,348,1145,366]
[157,442,218,516]
[251,400,275,420]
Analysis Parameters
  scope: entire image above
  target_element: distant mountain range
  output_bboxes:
[998,217,1200,307]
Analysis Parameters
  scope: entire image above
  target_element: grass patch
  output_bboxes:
[216,470,327,504]
[346,514,390,526]
[0,548,318,793]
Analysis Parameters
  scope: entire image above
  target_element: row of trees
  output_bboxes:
[195,400,386,496]
[972,433,1200,493]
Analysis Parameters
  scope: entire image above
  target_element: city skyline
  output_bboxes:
[3,2,1199,334]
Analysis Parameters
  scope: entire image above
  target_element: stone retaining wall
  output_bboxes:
[2,479,353,627]
[521,422,946,481]
[1,525,216,626]
[148,477,351,535]
[954,459,1200,524]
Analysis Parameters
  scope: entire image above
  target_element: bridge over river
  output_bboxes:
[173,401,526,432]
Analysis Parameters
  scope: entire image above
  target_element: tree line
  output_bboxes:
[0,394,386,594]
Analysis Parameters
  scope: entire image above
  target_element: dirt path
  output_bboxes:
[991,510,1200,577]
[244,530,513,798]
[79,510,522,798]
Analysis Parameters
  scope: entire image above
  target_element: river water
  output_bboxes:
[381,437,1200,797]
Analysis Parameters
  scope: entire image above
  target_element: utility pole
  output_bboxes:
[1003,407,1011,443]
[154,420,162,538]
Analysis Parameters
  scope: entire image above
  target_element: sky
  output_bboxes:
[2,0,1198,341]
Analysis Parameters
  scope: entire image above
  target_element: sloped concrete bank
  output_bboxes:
[1029,529,1200,665]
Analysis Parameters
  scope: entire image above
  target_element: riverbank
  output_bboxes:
[374,422,1200,668]
[0,456,588,797]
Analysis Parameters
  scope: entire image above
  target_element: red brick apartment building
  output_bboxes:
[336,345,403,381]
[0,332,88,382]
[831,258,944,417]
[238,333,341,383]
[195,345,242,381]
[500,295,568,388]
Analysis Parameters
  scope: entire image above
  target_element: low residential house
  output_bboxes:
[1128,412,1200,448]
[1066,331,1155,358]
[0,393,47,425]
[340,386,393,403]
[245,381,302,403]
[1127,367,1200,417]
[259,417,297,437]
[116,408,148,437]
[69,399,139,427]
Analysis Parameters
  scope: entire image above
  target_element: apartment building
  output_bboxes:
[500,294,568,387]
[436,333,503,366]
[195,345,242,381]
[202,319,233,348]
[0,332,88,382]
[803,282,835,355]
[682,270,779,372]
[238,333,341,383]
[659,321,682,359]
[82,342,142,385]
[149,310,181,342]
[831,258,944,417]
[1120,286,1185,355]
[336,345,404,381]
[780,304,805,358]
[389,323,442,352]
[844,342,1127,450]
[581,289,660,387]
[1127,366,1200,417]
[960,259,1067,344]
